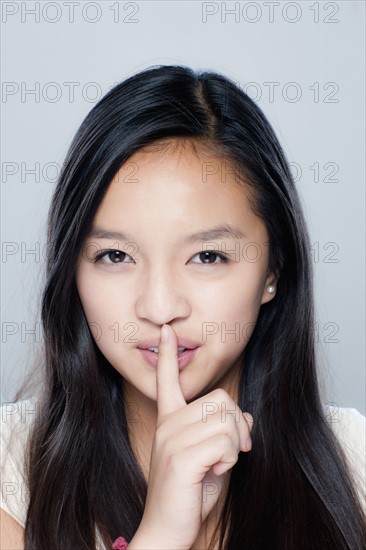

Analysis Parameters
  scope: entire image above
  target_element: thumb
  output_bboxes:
[156,324,187,418]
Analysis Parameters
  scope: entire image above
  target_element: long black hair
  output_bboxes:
[13,65,365,548]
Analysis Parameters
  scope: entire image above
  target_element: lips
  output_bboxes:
[137,346,199,369]
[137,335,201,351]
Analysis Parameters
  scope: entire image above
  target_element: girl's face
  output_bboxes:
[75,141,277,404]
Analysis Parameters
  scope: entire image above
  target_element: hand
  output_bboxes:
[136,323,254,550]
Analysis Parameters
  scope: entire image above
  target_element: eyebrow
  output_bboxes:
[87,223,246,243]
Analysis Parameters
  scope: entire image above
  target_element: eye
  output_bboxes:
[93,249,230,268]
[94,249,134,265]
[190,251,230,265]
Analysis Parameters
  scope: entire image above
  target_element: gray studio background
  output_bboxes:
[1,1,365,415]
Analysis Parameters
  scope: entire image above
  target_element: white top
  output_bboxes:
[1,397,365,547]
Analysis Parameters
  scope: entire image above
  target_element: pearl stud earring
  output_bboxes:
[267,285,275,293]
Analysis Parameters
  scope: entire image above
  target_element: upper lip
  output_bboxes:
[137,335,201,350]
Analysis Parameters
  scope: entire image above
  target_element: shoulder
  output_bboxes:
[327,406,365,453]
[0,397,107,548]
[0,396,39,528]
[327,406,365,512]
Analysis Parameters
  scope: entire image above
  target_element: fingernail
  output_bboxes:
[161,324,169,343]
[243,412,253,424]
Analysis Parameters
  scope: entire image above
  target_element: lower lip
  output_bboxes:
[137,347,199,369]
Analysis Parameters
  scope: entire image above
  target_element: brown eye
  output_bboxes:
[107,250,125,263]
[191,251,230,264]
[95,250,133,265]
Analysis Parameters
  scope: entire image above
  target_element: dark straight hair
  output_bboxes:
[15,65,364,548]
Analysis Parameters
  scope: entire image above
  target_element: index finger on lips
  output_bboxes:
[156,324,187,418]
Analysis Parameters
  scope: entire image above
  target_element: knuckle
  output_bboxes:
[219,435,240,464]
[209,411,228,427]
[217,432,233,451]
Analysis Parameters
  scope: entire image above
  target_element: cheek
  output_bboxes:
[208,303,260,353]
[77,276,104,324]
[76,273,125,353]
[202,274,264,349]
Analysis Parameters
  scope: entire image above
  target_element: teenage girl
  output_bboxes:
[1,65,365,549]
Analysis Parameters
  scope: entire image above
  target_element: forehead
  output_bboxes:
[123,137,246,181]
[92,138,266,240]
[109,137,253,201]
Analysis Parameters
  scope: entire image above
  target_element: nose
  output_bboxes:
[135,264,191,326]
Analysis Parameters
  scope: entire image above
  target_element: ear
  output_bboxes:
[261,269,279,305]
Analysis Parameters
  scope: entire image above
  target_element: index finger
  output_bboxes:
[156,324,187,417]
